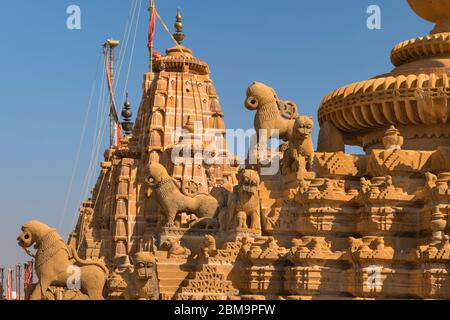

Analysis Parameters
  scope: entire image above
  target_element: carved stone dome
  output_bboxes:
[152,45,210,75]
[318,0,450,151]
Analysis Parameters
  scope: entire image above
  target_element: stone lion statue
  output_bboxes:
[164,238,191,258]
[124,252,160,300]
[145,161,219,228]
[17,220,109,300]
[199,235,217,259]
[227,169,261,231]
[245,82,298,147]
[282,115,315,174]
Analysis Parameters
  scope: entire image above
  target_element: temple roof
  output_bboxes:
[152,45,210,75]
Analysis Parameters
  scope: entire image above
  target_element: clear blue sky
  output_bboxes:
[0,0,431,268]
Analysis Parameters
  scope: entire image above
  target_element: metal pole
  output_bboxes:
[104,39,119,148]
[111,43,116,147]
[108,44,114,148]
[110,43,114,147]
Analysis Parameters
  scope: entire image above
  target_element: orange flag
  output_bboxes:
[148,0,157,49]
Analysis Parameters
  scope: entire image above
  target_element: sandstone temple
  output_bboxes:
[16,0,450,300]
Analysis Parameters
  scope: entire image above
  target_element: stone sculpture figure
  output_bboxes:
[227,169,261,231]
[17,220,109,300]
[164,238,191,259]
[199,235,218,259]
[107,256,132,299]
[282,115,315,173]
[146,161,219,228]
[124,252,160,300]
[244,82,297,148]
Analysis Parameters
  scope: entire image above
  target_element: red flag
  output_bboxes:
[24,262,33,286]
[115,122,121,147]
[148,0,157,49]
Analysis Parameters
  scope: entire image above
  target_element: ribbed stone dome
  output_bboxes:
[317,0,450,151]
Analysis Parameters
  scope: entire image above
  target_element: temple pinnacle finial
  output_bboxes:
[173,8,185,45]
[121,92,134,137]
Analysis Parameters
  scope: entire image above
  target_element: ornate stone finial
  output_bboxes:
[382,125,404,150]
[407,0,450,34]
[173,8,185,45]
[121,93,134,136]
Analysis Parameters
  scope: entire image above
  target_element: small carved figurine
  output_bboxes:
[282,115,315,174]
[124,252,160,300]
[199,235,217,259]
[227,169,261,232]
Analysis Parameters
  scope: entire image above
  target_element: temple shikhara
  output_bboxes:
[16,0,450,300]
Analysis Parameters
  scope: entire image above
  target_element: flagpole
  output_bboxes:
[7,269,12,300]
[15,265,18,300]
[149,0,154,73]
[109,43,114,147]
[23,263,27,299]
[104,39,120,148]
